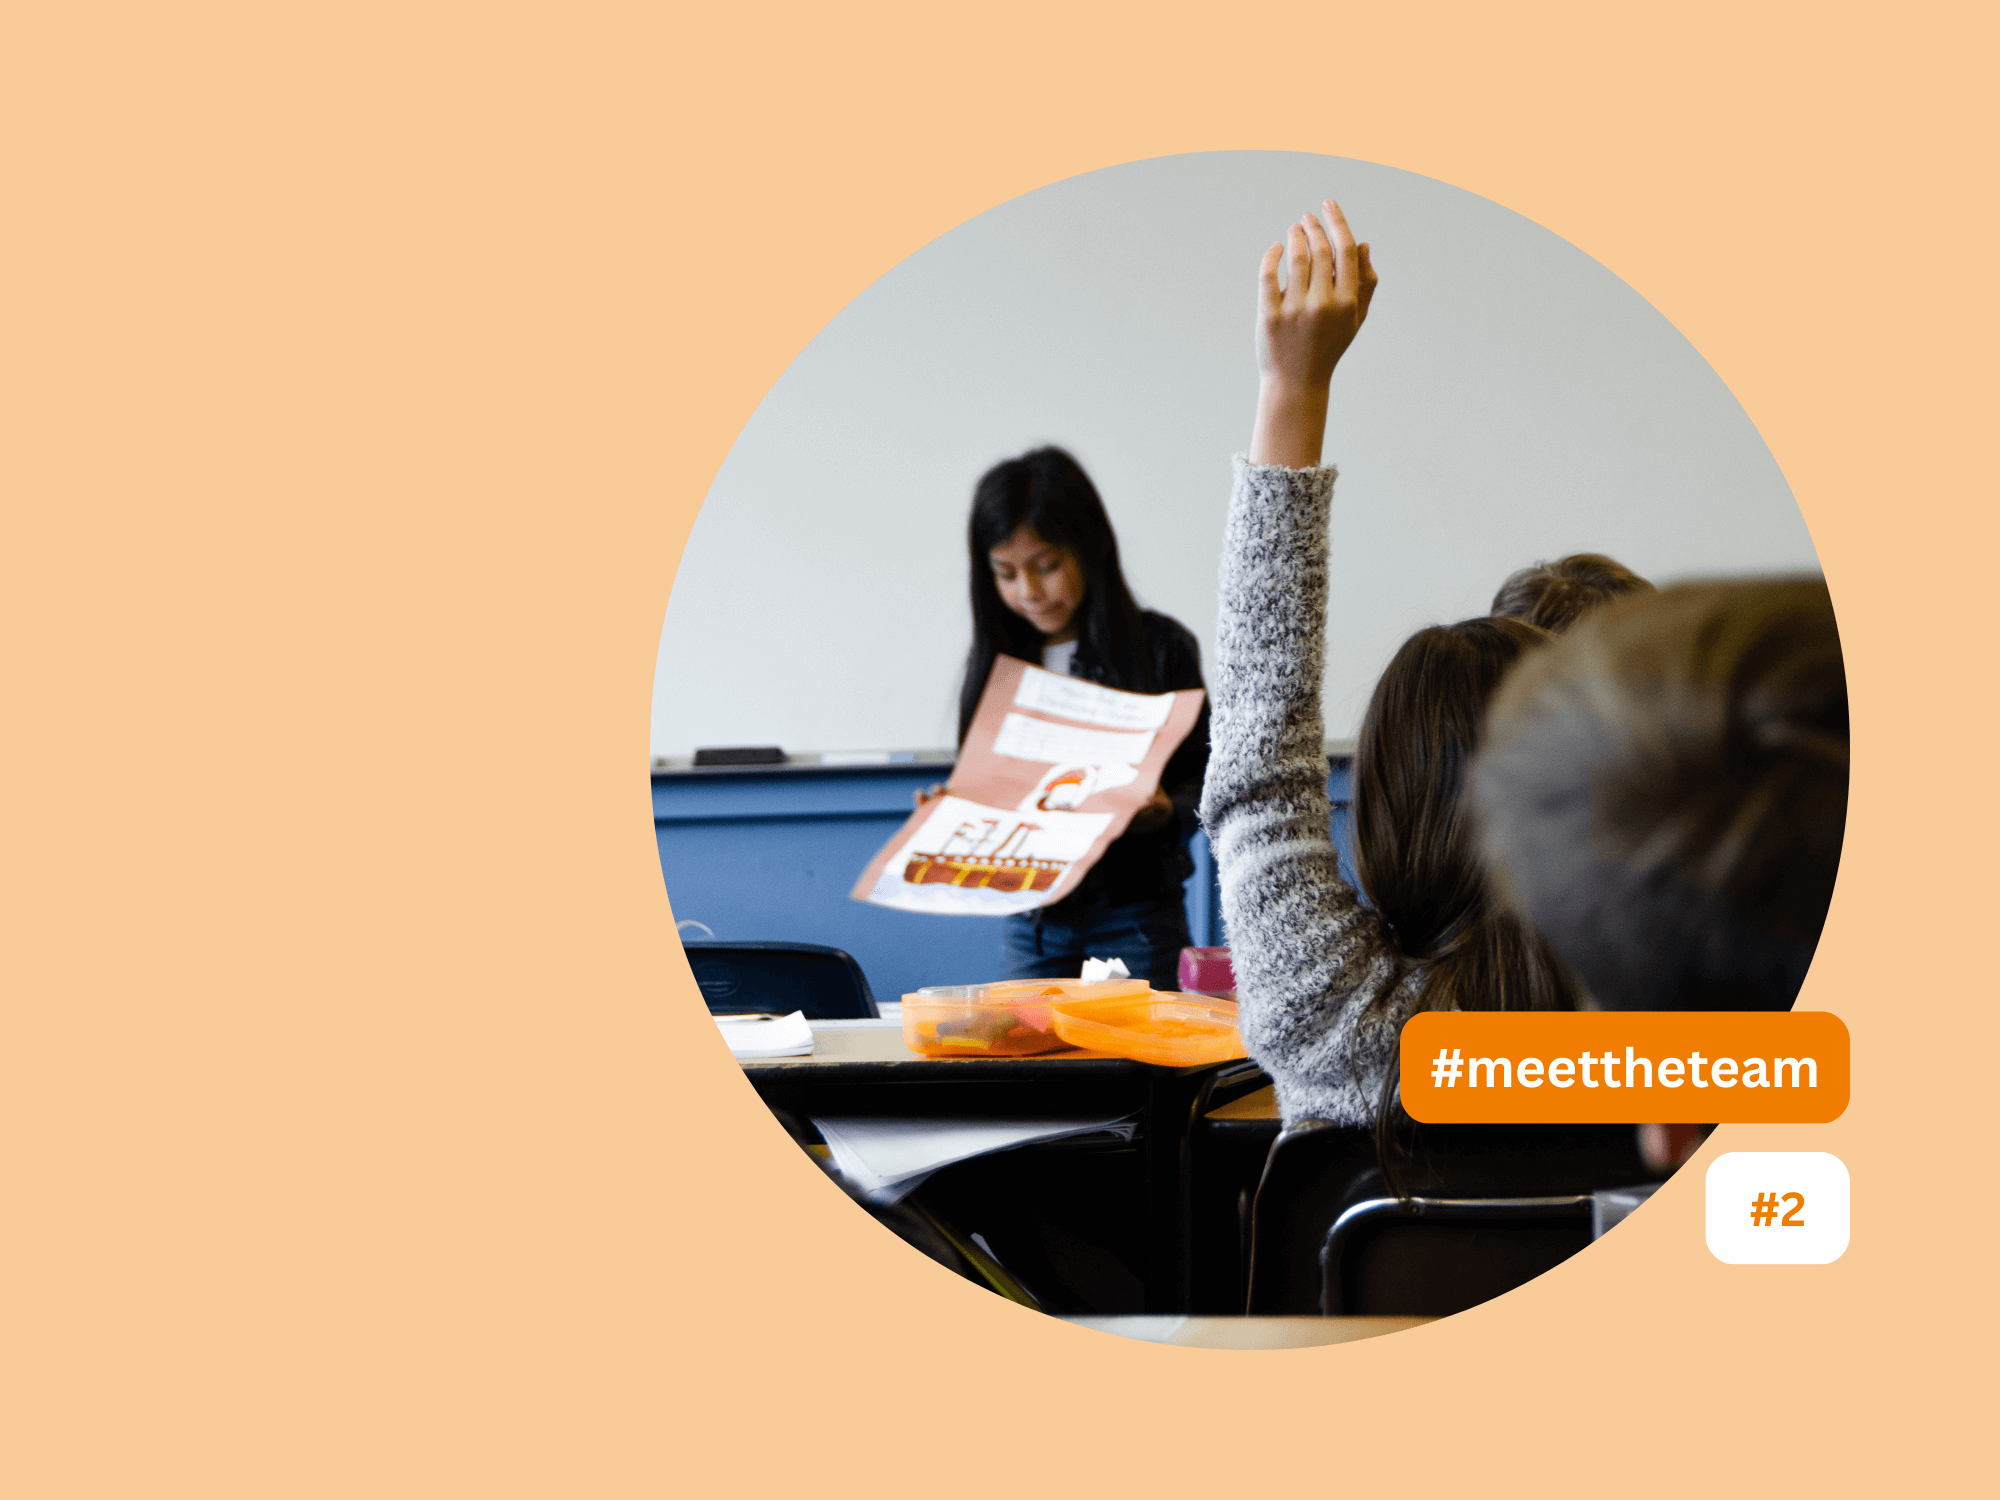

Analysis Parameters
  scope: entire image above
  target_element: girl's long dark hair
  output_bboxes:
[958,447,1151,743]
[1352,616,1583,1187]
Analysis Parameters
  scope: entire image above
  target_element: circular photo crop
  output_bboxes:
[655,152,1842,1343]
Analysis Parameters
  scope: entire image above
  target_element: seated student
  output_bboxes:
[1491,553,1654,633]
[1199,201,1581,1131]
[1472,579,1847,1011]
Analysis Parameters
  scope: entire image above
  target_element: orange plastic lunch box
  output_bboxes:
[900,978,1153,1057]
[902,980,1247,1066]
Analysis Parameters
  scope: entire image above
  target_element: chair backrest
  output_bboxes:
[682,940,880,1020]
[1245,1118,1657,1314]
[1319,1194,1594,1315]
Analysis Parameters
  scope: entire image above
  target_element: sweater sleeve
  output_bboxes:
[1198,457,1415,1126]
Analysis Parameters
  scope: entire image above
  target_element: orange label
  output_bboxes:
[1398,1012,1849,1123]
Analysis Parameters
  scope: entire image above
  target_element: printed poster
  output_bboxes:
[851,655,1205,916]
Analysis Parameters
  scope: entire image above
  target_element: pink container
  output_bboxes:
[1178,946,1236,999]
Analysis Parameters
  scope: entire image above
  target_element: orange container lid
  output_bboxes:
[905,979,1154,1005]
[904,980,1153,1030]
[1047,992,1247,1068]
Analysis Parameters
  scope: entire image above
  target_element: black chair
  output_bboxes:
[1245,1118,1662,1314]
[762,1105,1042,1309]
[683,940,880,1020]
[1183,1063,1282,1313]
[1320,1194,1595,1315]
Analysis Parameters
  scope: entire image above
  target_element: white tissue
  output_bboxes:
[713,1010,815,1059]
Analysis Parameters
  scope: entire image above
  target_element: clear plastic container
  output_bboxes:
[1048,991,1247,1067]
[901,978,1152,1057]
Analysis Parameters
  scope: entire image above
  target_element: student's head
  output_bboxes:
[986,526,1085,642]
[1472,578,1847,1011]
[1353,615,1581,1017]
[960,447,1148,741]
[1491,553,1654,634]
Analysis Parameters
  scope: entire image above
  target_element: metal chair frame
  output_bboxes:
[1318,1193,1595,1316]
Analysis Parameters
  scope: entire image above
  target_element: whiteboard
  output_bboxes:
[653,152,1818,759]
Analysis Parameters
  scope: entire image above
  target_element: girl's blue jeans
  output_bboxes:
[1000,892,1191,987]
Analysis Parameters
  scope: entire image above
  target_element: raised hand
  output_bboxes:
[1250,199,1377,468]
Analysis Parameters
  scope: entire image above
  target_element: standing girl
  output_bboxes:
[952,447,1209,985]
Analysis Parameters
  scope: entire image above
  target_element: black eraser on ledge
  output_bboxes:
[693,746,787,766]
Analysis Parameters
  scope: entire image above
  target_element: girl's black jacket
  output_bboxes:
[1053,609,1210,910]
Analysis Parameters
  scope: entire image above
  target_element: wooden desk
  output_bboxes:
[742,1022,1128,1073]
[1062,1315,1434,1349]
[1206,1083,1279,1122]
[739,1023,1265,1314]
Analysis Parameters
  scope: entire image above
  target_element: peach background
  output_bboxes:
[6,4,1993,1496]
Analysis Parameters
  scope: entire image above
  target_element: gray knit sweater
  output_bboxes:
[1198,457,1424,1127]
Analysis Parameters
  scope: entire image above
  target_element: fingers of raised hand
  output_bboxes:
[1358,242,1378,317]
[1300,213,1335,301]
[1285,222,1312,303]
[1259,242,1284,318]
[1322,199,1358,255]
[1322,199,1360,300]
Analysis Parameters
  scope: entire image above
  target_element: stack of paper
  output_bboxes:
[713,1011,815,1059]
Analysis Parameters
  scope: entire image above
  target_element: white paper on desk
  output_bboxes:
[714,1011,815,1059]
[812,1114,1138,1205]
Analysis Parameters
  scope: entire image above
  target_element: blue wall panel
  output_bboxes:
[656,761,1351,1006]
